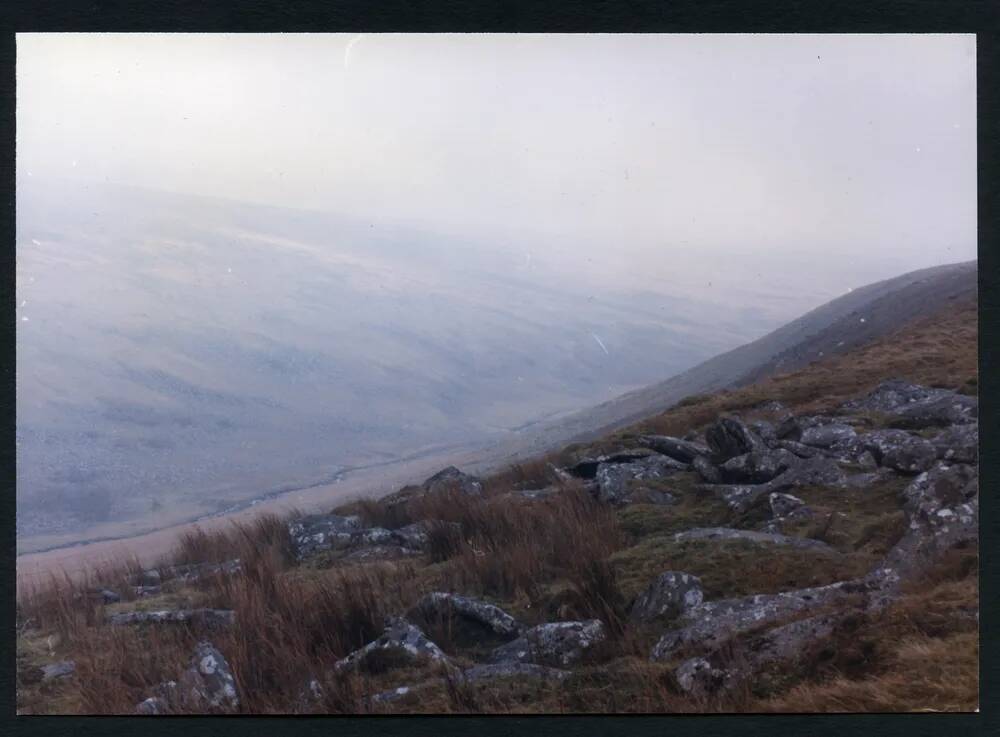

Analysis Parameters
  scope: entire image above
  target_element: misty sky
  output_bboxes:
[18,33,976,297]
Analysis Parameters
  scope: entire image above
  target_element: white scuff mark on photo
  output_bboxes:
[591,333,610,355]
[344,34,364,70]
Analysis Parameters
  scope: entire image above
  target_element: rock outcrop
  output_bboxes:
[629,572,704,623]
[334,618,451,674]
[407,592,521,639]
[109,609,236,629]
[490,620,606,668]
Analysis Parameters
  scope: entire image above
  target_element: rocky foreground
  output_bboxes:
[16,378,979,714]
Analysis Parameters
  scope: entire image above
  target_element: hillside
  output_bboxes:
[16,289,978,714]
[16,177,818,552]
[494,261,976,454]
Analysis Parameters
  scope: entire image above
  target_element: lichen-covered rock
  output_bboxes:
[673,527,833,551]
[136,569,162,587]
[390,521,433,549]
[567,449,658,479]
[638,435,710,463]
[705,416,766,462]
[841,379,955,414]
[799,423,857,449]
[421,466,484,496]
[334,618,451,674]
[630,571,704,623]
[594,455,686,505]
[720,449,798,484]
[857,450,878,471]
[288,513,363,558]
[176,642,240,711]
[674,657,732,696]
[692,454,723,484]
[931,424,978,464]
[137,644,240,714]
[749,420,779,447]
[108,609,236,628]
[769,492,805,519]
[650,577,881,661]
[881,497,978,583]
[490,620,606,667]
[858,429,937,474]
[768,456,848,492]
[890,394,977,429]
[774,439,829,459]
[900,463,978,518]
[408,592,521,638]
[710,456,847,513]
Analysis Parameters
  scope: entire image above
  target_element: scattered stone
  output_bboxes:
[135,643,239,714]
[841,379,955,414]
[421,466,484,496]
[769,492,805,519]
[859,429,937,474]
[594,455,686,505]
[108,609,236,628]
[567,449,658,479]
[134,585,162,598]
[890,394,977,429]
[41,661,75,681]
[491,620,606,668]
[720,449,798,484]
[630,572,704,623]
[705,416,766,462]
[900,463,978,518]
[391,520,436,549]
[638,435,710,463]
[175,642,240,711]
[857,450,878,471]
[774,439,828,459]
[136,569,162,587]
[673,527,833,551]
[650,577,882,661]
[675,657,731,696]
[769,457,848,492]
[691,454,723,484]
[334,618,451,674]
[408,592,521,638]
[931,424,978,464]
[749,420,778,447]
[800,423,857,449]
[288,513,363,558]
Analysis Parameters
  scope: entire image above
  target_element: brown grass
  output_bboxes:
[16,297,978,714]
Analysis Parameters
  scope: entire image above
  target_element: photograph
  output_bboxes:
[14,32,979,714]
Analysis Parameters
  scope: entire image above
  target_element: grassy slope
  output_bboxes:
[16,298,978,714]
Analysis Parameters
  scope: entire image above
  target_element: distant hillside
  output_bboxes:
[491,260,975,458]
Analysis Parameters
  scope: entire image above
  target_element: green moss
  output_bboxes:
[611,536,868,603]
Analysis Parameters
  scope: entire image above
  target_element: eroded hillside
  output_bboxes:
[16,297,978,714]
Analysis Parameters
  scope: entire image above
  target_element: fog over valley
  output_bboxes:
[15,34,976,552]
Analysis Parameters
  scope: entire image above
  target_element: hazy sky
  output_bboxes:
[17,33,976,286]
